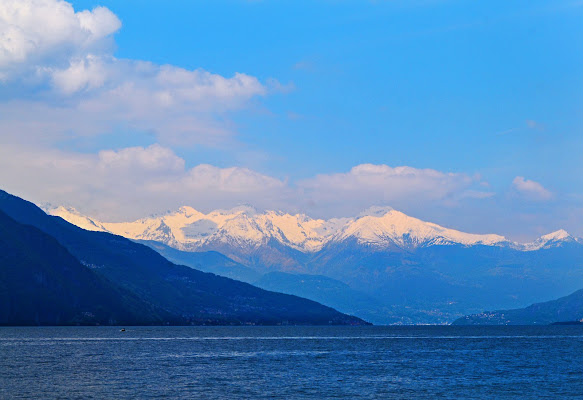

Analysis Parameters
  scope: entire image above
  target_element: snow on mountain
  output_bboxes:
[43,204,574,253]
[333,209,509,248]
[521,229,578,251]
[540,229,572,242]
[44,205,336,252]
[48,206,108,232]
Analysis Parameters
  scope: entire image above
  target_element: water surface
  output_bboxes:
[1,325,582,399]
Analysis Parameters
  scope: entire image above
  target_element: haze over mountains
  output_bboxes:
[48,204,583,325]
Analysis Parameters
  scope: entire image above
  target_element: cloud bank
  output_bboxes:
[0,143,489,221]
[296,164,491,216]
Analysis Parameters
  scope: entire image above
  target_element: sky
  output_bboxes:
[0,0,582,241]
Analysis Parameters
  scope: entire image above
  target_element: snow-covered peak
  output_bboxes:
[177,206,204,218]
[522,229,577,251]
[47,206,107,232]
[335,209,507,248]
[541,229,571,241]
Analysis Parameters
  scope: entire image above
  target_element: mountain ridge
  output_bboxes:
[0,189,368,326]
[0,209,172,325]
[46,205,577,253]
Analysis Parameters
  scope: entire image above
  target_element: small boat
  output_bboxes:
[120,328,126,332]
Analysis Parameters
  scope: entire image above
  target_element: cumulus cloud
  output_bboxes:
[50,54,108,94]
[0,142,489,221]
[296,164,486,216]
[300,164,472,195]
[0,0,275,146]
[512,176,553,201]
[0,144,291,220]
[98,145,185,174]
[0,0,120,77]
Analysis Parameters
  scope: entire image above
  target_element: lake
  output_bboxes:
[1,325,582,399]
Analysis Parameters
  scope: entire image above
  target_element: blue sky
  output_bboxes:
[71,0,582,179]
[0,0,581,240]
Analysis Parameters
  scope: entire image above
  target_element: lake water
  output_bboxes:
[1,325,582,399]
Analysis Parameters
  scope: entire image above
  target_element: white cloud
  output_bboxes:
[0,0,276,146]
[0,144,290,220]
[51,54,108,94]
[296,164,481,216]
[512,176,553,201]
[98,145,185,174]
[0,0,120,77]
[183,165,285,192]
[0,143,486,221]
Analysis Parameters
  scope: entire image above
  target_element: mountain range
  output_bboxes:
[48,205,576,257]
[0,189,366,326]
[47,204,583,324]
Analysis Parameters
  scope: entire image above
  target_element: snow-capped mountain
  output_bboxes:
[48,205,337,252]
[330,208,508,248]
[45,204,576,254]
[44,203,583,325]
[49,206,108,232]
[522,229,581,251]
